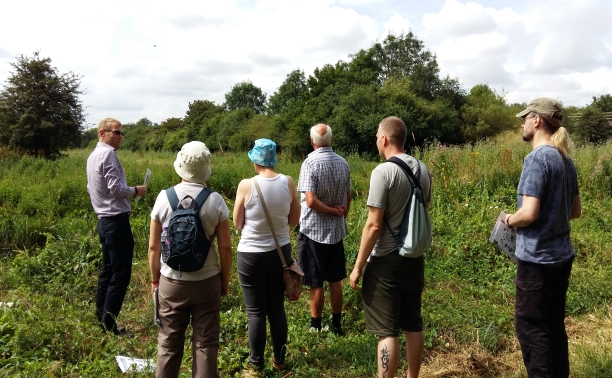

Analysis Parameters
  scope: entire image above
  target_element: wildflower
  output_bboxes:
[464,203,469,207]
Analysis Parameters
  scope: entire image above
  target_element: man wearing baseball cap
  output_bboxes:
[503,98,581,377]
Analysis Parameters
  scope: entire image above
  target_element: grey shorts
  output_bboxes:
[362,251,424,337]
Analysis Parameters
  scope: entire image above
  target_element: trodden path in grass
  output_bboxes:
[417,306,612,378]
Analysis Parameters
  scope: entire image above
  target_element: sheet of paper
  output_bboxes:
[134,168,151,203]
[115,355,155,373]
[489,211,517,262]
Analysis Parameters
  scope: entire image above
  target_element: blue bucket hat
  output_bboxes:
[248,138,277,167]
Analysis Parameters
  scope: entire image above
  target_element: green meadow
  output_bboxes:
[0,133,611,377]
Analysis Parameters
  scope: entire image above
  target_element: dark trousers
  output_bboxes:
[237,246,293,368]
[96,213,134,332]
[515,257,574,378]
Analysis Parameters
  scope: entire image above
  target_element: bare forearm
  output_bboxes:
[219,247,232,287]
[308,196,338,214]
[354,223,380,271]
[505,195,540,228]
[148,247,161,282]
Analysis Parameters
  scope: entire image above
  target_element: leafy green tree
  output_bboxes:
[304,62,352,122]
[267,69,308,115]
[346,48,380,86]
[122,118,156,151]
[330,84,384,153]
[379,78,461,147]
[142,117,184,151]
[198,108,256,152]
[0,52,85,158]
[135,117,154,127]
[575,106,609,143]
[460,84,515,142]
[228,114,275,151]
[591,94,612,112]
[224,81,267,114]
[371,32,441,100]
[80,127,99,148]
[162,129,188,152]
[184,100,225,139]
[159,117,183,132]
[436,75,466,111]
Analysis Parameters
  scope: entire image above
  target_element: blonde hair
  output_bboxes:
[97,118,121,132]
[550,126,575,158]
[537,112,574,158]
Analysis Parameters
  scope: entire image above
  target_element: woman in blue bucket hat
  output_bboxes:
[233,138,300,376]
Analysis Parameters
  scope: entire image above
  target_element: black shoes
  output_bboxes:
[112,325,134,338]
[331,326,345,336]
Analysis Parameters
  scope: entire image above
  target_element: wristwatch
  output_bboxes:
[133,187,138,197]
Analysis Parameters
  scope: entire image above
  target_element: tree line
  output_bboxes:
[2,34,611,159]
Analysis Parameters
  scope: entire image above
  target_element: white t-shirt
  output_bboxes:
[151,182,229,281]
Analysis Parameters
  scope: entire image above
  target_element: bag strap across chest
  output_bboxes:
[386,156,422,190]
[252,177,289,270]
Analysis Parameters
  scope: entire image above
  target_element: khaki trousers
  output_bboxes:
[156,274,221,378]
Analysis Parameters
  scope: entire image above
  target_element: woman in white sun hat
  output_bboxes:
[148,141,232,378]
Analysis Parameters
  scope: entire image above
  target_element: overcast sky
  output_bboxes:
[1,0,611,128]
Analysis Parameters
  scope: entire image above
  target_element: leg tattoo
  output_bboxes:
[380,345,390,378]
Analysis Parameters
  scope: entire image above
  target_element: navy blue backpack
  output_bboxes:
[161,187,212,273]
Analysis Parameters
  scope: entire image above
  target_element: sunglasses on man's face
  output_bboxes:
[104,129,125,136]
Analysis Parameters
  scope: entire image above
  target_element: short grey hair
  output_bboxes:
[310,124,332,147]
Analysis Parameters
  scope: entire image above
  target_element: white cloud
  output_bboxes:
[422,0,496,38]
[0,0,611,126]
[417,0,612,104]
[382,14,412,37]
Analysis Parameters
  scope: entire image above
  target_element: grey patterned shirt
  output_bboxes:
[297,147,351,244]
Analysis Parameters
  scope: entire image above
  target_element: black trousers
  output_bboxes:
[237,246,294,369]
[96,213,134,332]
[515,257,574,378]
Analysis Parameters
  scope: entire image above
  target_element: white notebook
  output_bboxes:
[490,211,517,262]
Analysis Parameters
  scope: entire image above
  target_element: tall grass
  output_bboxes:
[0,135,611,376]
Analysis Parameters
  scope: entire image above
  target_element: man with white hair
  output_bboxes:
[297,124,351,335]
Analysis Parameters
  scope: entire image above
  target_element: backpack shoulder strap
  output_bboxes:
[192,187,213,211]
[165,187,180,211]
[387,156,422,190]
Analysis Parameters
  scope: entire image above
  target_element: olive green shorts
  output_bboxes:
[362,252,424,337]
